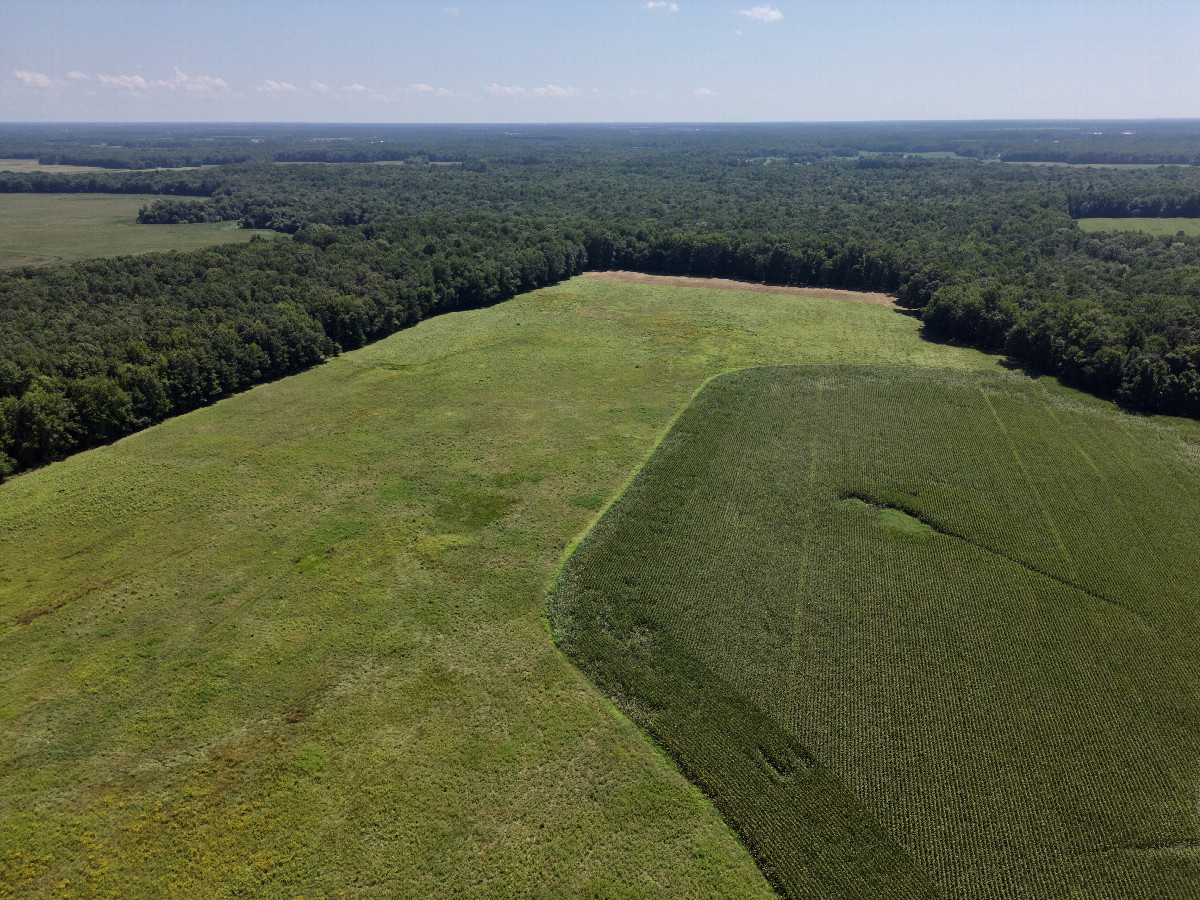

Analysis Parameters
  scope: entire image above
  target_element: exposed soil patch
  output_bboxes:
[582,270,899,308]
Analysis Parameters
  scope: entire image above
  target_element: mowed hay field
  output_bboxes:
[0,194,280,268]
[549,366,1200,899]
[1075,217,1200,237]
[0,280,994,898]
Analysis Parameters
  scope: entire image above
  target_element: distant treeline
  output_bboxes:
[1067,191,1200,219]
[0,219,589,478]
[3,127,1200,478]
[7,121,1200,169]
[0,169,217,196]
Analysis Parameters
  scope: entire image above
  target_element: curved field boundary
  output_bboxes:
[582,270,900,308]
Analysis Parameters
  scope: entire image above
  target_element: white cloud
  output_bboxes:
[259,79,297,92]
[413,82,453,96]
[67,70,89,80]
[13,69,54,88]
[740,5,783,22]
[171,68,228,92]
[486,82,527,96]
[96,68,227,92]
[694,87,715,95]
[646,2,679,10]
[310,80,330,92]
[628,88,650,95]
[345,83,367,92]
[532,84,580,97]
[443,5,459,13]
[97,73,152,90]
[485,83,580,98]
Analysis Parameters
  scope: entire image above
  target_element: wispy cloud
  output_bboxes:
[532,84,580,97]
[412,82,453,96]
[694,87,715,96]
[13,69,54,88]
[172,68,228,91]
[486,83,527,96]
[66,70,89,81]
[740,5,783,22]
[310,80,330,93]
[338,82,390,102]
[486,83,581,98]
[645,2,680,10]
[96,68,227,92]
[259,79,297,93]
[97,73,154,90]
[442,5,459,13]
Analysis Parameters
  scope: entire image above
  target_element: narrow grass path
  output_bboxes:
[0,278,996,898]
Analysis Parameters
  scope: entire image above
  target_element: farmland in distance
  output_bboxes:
[0,193,280,268]
[1075,216,1200,237]
[549,365,1200,899]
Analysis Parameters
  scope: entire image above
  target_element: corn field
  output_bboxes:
[548,365,1200,900]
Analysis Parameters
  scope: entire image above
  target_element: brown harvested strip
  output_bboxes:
[581,270,900,308]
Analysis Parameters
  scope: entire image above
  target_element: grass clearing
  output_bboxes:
[1076,216,1200,237]
[0,193,281,268]
[0,159,210,174]
[0,158,137,174]
[549,365,1200,899]
[0,278,997,898]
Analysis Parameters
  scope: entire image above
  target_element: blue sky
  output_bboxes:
[2,0,1198,122]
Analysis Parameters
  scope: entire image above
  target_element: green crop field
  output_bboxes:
[550,365,1200,899]
[0,193,281,268]
[1076,216,1200,236]
[0,280,996,898]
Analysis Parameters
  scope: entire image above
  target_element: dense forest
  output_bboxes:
[2,123,1200,478]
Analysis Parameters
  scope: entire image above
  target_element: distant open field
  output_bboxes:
[0,157,133,174]
[551,365,1200,898]
[857,150,962,159]
[0,158,209,174]
[583,270,899,307]
[1076,216,1200,236]
[0,279,997,898]
[1002,160,1193,169]
[0,193,281,268]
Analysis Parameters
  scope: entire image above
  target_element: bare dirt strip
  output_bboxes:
[582,270,900,308]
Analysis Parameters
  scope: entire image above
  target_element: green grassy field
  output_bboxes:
[549,366,1200,899]
[0,159,133,175]
[1076,216,1200,236]
[0,193,281,268]
[0,279,996,898]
